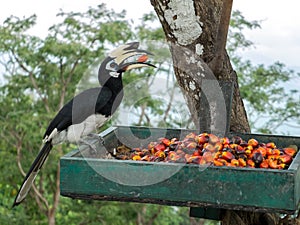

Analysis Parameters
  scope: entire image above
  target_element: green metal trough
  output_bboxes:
[60,126,300,218]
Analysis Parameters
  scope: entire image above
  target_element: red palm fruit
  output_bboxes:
[248,138,259,147]
[221,151,235,161]
[204,143,216,153]
[194,135,200,144]
[244,145,253,155]
[199,158,207,165]
[268,154,279,161]
[284,147,297,157]
[214,151,222,159]
[141,155,151,161]
[203,143,209,149]
[214,158,227,166]
[185,132,197,140]
[229,143,238,149]
[136,151,145,156]
[184,154,191,161]
[176,149,185,156]
[209,133,220,144]
[278,154,292,164]
[232,136,243,145]
[132,147,141,152]
[238,158,247,167]
[155,150,166,159]
[148,142,156,152]
[266,142,276,149]
[198,133,209,144]
[220,158,228,165]
[142,148,150,154]
[252,152,263,165]
[235,145,245,154]
[167,151,179,161]
[255,147,267,157]
[239,153,248,161]
[231,159,239,167]
[272,149,281,156]
[240,140,248,147]
[214,159,223,166]
[268,160,278,169]
[203,151,214,162]
[260,160,269,169]
[193,150,201,156]
[220,137,230,145]
[132,155,141,161]
[170,137,179,144]
[148,141,156,148]
[154,143,166,152]
[187,156,201,164]
[214,142,223,151]
[266,147,273,156]
[186,141,197,149]
[247,159,255,167]
[277,163,286,169]
[159,137,171,146]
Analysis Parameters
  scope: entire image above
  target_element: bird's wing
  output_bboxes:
[43,87,113,140]
[13,141,52,207]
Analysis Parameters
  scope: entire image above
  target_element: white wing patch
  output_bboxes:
[50,114,109,145]
[43,128,58,143]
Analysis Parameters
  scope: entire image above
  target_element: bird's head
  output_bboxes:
[98,42,155,85]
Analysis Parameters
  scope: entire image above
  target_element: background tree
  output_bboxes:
[1,2,299,225]
[150,0,299,225]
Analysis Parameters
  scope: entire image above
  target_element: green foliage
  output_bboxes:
[228,10,261,55]
[228,11,300,134]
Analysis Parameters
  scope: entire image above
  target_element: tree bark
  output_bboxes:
[150,0,280,224]
[150,0,250,133]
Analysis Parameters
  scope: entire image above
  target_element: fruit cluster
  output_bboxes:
[115,132,298,170]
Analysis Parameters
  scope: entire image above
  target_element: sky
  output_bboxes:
[1,0,300,71]
[0,0,300,70]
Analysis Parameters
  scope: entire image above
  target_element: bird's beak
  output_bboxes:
[109,42,156,73]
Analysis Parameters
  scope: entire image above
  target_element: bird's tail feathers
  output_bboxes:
[12,141,53,207]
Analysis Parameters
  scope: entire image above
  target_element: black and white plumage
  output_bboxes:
[13,42,155,207]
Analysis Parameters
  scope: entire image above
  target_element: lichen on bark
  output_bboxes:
[163,0,202,45]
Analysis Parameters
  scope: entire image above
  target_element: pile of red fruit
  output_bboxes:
[116,132,298,169]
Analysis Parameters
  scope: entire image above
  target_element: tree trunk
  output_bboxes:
[150,0,250,133]
[150,0,280,224]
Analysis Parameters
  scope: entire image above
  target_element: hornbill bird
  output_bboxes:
[13,42,155,207]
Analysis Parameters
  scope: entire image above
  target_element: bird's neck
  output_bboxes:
[102,76,124,96]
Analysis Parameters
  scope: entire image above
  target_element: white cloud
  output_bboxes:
[0,0,299,69]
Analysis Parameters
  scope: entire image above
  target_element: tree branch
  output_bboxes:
[58,58,80,109]
[216,0,233,55]
[10,50,51,113]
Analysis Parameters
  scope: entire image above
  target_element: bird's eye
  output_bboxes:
[106,60,118,71]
